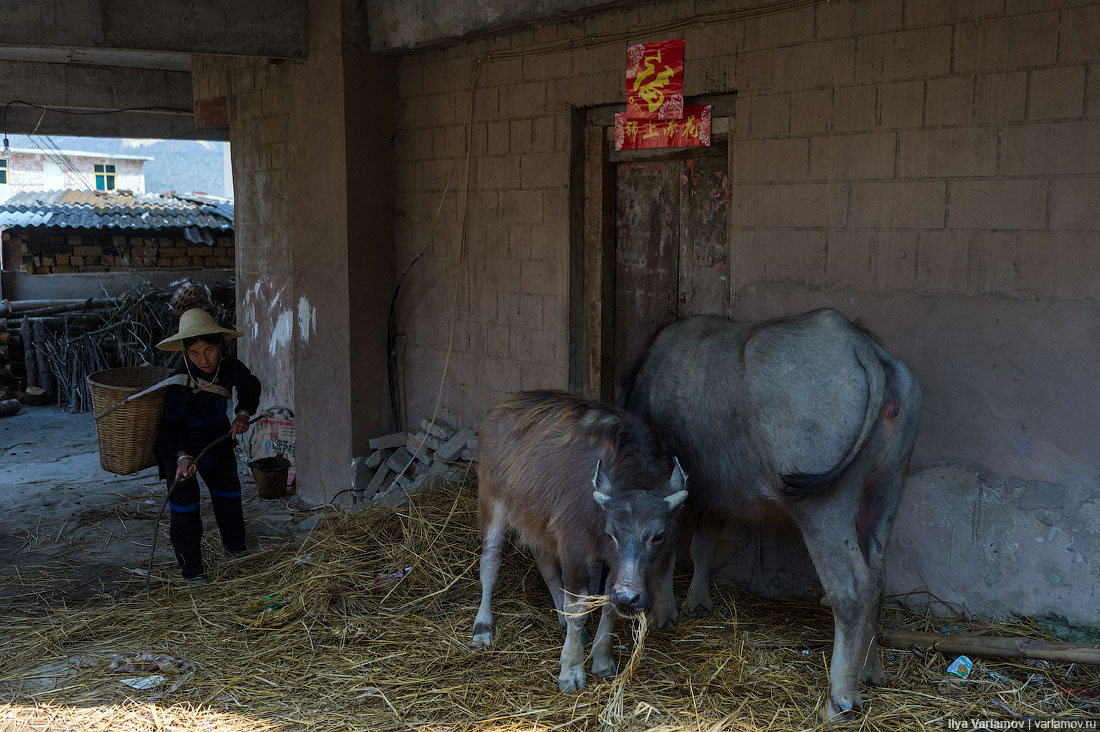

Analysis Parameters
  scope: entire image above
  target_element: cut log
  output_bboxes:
[32,320,55,397]
[24,386,52,407]
[21,318,39,390]
[0,297,112,318]
[0,398,20,417]
[880,630,1100,665]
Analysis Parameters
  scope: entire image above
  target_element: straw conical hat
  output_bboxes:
[156,308,244,351]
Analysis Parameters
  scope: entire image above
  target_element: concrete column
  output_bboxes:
[221,0,394,504]
[285,0,394,503]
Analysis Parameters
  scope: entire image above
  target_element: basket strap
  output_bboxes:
[93,374,231,421]
[171,373,231,399]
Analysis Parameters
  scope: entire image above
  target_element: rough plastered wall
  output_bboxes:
[2,154,146,195]
[191,53,299,426]
[394,0,1100,628]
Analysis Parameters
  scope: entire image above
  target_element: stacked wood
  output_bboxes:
[0,281,235,410]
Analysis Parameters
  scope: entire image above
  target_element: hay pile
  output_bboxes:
[1,475,1097,731]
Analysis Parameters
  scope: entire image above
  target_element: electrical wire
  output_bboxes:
[356,59,482,508]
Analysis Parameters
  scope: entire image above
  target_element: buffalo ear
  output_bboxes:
[664,489,688,511]
[669,456,688,492]
[592,491,612,510]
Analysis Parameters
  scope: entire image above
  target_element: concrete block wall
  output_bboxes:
[394,0,1100,627]
[394,40,584,425]
[724,0,1100,303]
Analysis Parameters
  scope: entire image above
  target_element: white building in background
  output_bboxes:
[0,148,151,203]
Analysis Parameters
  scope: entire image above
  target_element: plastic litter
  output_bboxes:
[945,655,974,684]
[118,674,165,690]
[260,593,286,613]
[373,564,412,585]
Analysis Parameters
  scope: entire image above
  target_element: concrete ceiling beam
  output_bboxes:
[1,0,307,60]
[0,60,219,141]
[366,0,625,51]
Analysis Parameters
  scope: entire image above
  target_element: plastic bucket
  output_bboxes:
[249,456,291,499]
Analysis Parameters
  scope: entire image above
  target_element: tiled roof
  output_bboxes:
[0,190,234,245]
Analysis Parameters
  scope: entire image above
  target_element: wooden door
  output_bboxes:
[612,150,729,393]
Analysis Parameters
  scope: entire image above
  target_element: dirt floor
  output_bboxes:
[0,405,310,607]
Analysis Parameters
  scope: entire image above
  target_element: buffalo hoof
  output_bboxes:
[681,600,713,618]
[592,657,617,678]
[559,666,587,693]
[471,624,493,649]
[817,693,861,725]
[647,607,679,630]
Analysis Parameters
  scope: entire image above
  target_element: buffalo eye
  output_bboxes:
[651,532,665,545]
[605,532,618,545]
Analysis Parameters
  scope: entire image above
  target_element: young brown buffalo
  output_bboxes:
[471,390,688,692]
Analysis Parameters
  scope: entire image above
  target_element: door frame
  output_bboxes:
[569,94,735,401]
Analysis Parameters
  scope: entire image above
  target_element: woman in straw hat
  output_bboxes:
[153,308,261,587]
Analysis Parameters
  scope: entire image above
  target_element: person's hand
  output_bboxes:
[230,411,250,437]
[175,455,197,481]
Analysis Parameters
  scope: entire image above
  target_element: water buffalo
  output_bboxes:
[472,390,688,692]
[619,309,921,721]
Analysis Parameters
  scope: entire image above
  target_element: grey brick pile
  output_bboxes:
[350,419,477,508]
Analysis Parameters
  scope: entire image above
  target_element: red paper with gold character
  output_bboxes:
[625,39,685,120]
[615,105,711,150]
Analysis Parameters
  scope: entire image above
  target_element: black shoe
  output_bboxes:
[186,575,209,589]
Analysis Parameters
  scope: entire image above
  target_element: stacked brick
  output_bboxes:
[4,231,234,274]
[351,418,477,508]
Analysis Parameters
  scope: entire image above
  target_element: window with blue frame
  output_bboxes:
[94,163,116,191]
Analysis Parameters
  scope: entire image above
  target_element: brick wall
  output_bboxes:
[2,229,233,273]
[393,0,1100,427]
[394,50,575,424]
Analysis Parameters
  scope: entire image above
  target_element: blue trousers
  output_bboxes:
[164,451,247,578]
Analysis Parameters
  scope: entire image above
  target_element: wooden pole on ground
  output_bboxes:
[881,630,1100,665]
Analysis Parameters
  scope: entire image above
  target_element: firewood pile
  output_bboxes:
[0,279,235,412]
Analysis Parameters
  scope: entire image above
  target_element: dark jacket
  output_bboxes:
[154,354,261,478]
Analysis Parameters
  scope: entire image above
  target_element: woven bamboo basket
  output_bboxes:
[88,366,175,475]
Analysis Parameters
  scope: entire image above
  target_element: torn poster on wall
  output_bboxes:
[625,38,684,120]
[615,105,712,150]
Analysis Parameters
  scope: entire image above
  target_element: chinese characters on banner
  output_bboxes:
[621,38,711,150]
[615,105,713,150]
[626,39,684,120]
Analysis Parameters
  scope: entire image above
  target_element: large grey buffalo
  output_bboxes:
[620,309,921,722]
[472,390,688,692]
